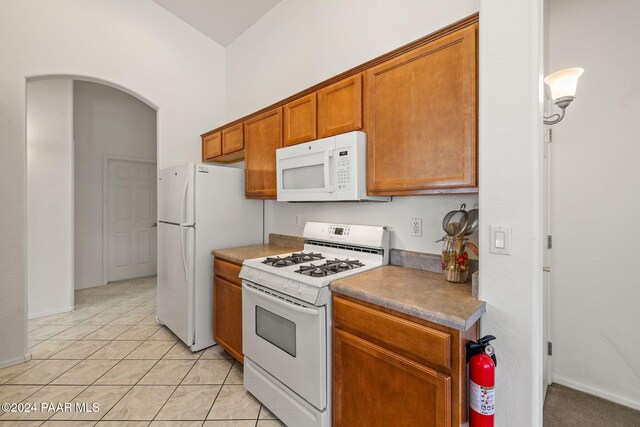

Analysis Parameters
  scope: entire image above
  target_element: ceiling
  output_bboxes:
[153,0,281,47]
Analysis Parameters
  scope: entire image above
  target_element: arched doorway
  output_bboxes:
[27,76,158,319]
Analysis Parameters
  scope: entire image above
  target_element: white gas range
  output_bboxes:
[239,222,389,427]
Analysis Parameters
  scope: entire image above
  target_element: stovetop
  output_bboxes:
[241,245,384,299]
[240,222,389,305]
[294,258,365,277]
[262,252,325,267]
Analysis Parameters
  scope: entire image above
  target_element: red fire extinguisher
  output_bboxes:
[467,335,497,427]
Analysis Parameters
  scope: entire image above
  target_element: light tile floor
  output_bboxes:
[0,276,284,427]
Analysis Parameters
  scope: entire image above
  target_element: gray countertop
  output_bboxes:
[330,265,486,331]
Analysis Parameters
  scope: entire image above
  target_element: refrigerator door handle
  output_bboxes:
[180,175,190,227]
[180,227,189,282]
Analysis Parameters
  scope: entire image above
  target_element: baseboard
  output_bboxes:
[28,305,74,320]
[553,374,640,411]
[75,281,104,290]
[0,352,32,369]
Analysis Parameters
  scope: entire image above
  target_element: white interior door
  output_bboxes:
[108,159,157,282]
[543,129,553,396]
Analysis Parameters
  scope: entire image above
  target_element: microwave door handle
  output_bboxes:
[323,150,334,192]
[243,283,320,316]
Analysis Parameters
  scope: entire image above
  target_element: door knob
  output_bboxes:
[150,222,157,228]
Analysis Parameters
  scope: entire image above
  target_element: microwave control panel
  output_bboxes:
[336,149,351,191]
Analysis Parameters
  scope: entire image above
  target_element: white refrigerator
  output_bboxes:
[157,162,263,351]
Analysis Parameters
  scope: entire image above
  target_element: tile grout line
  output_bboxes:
[13,279,270,425]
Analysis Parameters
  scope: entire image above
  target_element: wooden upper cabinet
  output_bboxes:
[202,131,222,161]
[365,24,478,195]
[283,93,317,146]
[244,108,283,199]
[222,123,244,154]
[318,74,363,138]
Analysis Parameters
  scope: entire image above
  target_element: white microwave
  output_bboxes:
[276,131,390,202]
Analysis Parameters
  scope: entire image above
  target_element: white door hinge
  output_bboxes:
[547,235,553,249]
[545,128,553,143]
[548,341,553,356]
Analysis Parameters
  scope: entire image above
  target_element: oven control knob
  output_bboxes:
[297,284,304,294]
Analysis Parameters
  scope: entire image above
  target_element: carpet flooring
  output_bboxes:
[544,384,640,426]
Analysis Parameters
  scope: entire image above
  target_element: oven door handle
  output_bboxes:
[243,283,320,316]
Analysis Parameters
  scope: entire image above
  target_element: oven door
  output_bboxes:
[242,281,327,410]
[276,137,336,202]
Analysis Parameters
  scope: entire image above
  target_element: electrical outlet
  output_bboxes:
[410,218,422,237]
[295,213,301,226]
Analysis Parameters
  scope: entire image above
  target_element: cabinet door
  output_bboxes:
[214,276,243,363]
[202,132,222,161]
[244,108,283,199]
[283,93,317,146]
[365,24,477,195]
[333,329,451,427]
[318,74,363,138]
[222,123,244,154]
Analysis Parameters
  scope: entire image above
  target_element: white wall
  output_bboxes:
[479,0,544,425]
[226,0,480,255]
[27,79,74,318]
[74,81,157,289]
[0,0,225,367]
[548,0,640,410]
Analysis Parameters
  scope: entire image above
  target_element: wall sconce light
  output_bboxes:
[543,67,584,125]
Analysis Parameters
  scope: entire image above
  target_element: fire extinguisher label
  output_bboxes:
[470,380,495,415]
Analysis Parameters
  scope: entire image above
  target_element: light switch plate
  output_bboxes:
[490,225,512,255]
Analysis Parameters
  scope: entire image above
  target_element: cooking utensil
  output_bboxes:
[464,209,479,235]
[442,204,469,237]
[467,242,479,256]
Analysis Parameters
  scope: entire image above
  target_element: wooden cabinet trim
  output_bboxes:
[317,74,363,138]
[222,123,244,155]
[333,296,451,370]
[202,13,478,138]
[214,258,242,285]
[283,93,317,146]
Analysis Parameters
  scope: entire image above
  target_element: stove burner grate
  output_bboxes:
[294,258,365,276]
[262,252,325,267]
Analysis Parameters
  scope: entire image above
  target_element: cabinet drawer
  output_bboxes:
[333,296,451,370]
[214,258,242,285]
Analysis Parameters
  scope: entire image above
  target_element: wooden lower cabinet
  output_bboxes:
[333,295,477,427]
[334,329,450,427]
[213,258,243,363]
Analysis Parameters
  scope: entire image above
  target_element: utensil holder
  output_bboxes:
[441,236,469,283]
